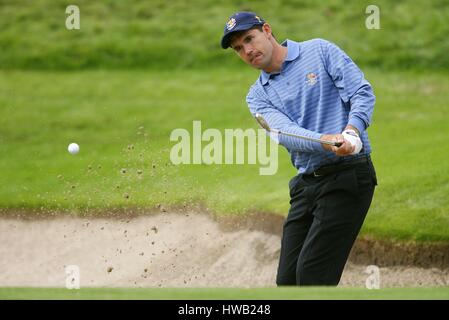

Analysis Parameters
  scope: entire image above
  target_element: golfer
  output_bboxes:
[221,12,377,286]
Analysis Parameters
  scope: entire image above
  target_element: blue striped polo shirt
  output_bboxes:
[246,38,375,174]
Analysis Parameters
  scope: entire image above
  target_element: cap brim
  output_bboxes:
[221,22,263,49]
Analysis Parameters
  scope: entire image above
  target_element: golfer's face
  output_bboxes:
[231,28,272,69]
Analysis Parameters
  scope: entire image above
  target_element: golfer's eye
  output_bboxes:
[244,36,253,43]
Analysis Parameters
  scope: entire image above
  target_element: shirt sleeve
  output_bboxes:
[246,86,326,153]
[320,39,375,134]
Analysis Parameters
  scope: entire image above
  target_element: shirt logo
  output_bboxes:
[305,72,318,86]
[226,18,236,30]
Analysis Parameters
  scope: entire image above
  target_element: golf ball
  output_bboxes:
[68,143,80,155]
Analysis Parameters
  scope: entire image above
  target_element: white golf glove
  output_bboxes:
[342,129,363,155]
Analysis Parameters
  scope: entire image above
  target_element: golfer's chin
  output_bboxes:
[249,58,267,70]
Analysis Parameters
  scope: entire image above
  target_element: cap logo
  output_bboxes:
[226,18,236,30]
[255,15,262,23]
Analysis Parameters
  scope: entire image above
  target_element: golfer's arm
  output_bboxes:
[346,83,375,135]
[247,91,326,153]
[321,40,375,134]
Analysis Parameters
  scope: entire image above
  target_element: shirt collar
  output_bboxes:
[260,39,300,85]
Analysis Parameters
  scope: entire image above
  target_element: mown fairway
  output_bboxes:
[1,287,449,300]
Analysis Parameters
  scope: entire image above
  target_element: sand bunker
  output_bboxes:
[0,211,448,288]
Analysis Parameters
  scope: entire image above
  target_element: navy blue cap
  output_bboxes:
[221,12,265,49]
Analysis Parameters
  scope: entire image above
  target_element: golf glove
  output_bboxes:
[342,129,362,155]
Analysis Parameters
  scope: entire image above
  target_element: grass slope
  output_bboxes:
[1,68,449,242]
[0,0,448,70]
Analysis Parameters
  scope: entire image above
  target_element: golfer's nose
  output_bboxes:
[243,44,254,57]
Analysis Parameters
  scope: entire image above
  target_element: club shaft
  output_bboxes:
[274,130,340,146]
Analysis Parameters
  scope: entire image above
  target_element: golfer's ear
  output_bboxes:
[262,23,272,36]
[264,24,276,41]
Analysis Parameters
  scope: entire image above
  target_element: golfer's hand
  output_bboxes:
[321,134,355,156]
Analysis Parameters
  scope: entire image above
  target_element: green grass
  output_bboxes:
[1,0,449,70]
[1,68,449,242]
[1,287,448,300]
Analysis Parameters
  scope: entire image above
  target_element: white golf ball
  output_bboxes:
[68,143,80,155]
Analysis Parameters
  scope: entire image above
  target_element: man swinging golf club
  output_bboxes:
[221,12,378,286]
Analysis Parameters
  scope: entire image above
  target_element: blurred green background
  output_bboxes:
[1,0,449,242]
[1,0,449,70]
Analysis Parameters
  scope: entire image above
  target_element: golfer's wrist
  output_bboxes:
[346,118,365,136]
[320,134,334,151]
[344,125,360,137]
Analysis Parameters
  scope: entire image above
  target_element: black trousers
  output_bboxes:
[276,156,377,286]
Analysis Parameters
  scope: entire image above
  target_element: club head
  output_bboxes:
[254,113,271,131]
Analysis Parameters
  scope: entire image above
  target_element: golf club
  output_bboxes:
[254,113,342,147]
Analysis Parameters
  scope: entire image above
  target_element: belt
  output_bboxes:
[311,154,371,177]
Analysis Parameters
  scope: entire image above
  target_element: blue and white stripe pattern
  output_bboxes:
[246,38,375,174]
